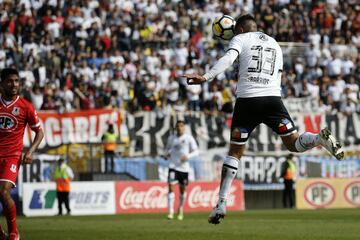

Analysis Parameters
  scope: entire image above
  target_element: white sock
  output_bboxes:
[178,193,185,211]
[168,192,175,214]
[219,155,239,202]
[295,132,321,152]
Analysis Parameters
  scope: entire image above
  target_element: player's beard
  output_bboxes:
[3,87,19,100]
[11,88,19,96]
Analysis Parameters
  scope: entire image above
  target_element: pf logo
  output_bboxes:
[344,181,360,207]
[304,182,335,208]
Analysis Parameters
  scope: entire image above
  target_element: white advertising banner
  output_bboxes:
[23,182,116,217]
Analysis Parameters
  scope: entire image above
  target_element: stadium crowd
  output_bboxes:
[0,0,359,115]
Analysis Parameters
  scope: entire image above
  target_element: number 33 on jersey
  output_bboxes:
[228,32,283,98]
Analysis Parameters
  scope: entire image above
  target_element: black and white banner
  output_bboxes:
[125,111,360,156]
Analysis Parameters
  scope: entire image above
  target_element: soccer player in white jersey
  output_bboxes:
[165,120,199,220]
[183,14,344,225]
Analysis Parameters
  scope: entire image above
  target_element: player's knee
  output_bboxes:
[281,133,299,152]
[282,140,297,152]
[228,144,245,160]
[228,152,241,160]
[286,146,298,153]
[228,149,243,160]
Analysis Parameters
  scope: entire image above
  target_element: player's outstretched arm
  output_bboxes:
[184,49,239,85]
[182,74,206,85]
[22,129,44,164]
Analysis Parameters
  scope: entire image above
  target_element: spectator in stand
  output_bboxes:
[165,75,180,106]
[341,55,355,77]
[328,78,344,110]
[204,83,223,112]
[346,76,359,104]
[0,0,357,114]
[30,85,44,110]
[305,44,320,69]
[340,88,357,116]
[41,95,57,111]
[327,53,343,78]
[186,83,202,111]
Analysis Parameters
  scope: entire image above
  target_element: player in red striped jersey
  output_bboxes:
[0,68,44,240]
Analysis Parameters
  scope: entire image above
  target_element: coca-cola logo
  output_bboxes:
[119,186,168,209]
[188,186,237,208]
[117,182,243,212]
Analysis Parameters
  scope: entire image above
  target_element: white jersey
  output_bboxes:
[203,32,283,98]
[165,133,199,173]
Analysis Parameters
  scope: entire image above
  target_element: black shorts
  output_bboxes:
[168,169,189,186]
[230,96,297,145]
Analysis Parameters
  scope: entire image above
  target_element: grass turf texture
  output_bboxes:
[2,209,359,240]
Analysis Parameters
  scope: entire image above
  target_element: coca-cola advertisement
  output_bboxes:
[115,180,244,213]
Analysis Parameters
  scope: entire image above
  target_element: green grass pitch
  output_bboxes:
[3,209,359,240]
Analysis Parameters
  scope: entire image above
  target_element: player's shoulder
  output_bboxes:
[17,96,35,109]
[169,134,177,140]
[231,32,251,42]
[231,32,277,44]
[249,32,278,43]
[17,96,31,105]
[185,133,196,140]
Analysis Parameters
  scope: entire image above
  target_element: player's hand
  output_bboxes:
[182,74,206,85]
[180,155,188,162]
[22,150,33,164]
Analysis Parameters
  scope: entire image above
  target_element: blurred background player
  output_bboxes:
[281,154,296,208]
[0,68,44,240]
[183,14,344,225]
[165,120,199,220]
[53,158,74,216]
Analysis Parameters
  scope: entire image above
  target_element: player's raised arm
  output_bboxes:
[183,48,239,85]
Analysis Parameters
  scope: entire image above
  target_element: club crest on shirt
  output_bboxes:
[0,113,18,131]
[12,107,20,116]
[259,34,268,41]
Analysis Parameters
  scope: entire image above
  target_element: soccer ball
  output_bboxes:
[212,15,235,40]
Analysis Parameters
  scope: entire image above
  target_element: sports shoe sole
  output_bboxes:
[320,128,344,161]
[208,213,225,225]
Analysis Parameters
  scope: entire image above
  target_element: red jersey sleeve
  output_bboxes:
[27,102,41,132]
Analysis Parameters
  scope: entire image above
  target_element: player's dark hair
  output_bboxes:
[235,14,257,31]
[0,68,19,82]
[176,120,185,125]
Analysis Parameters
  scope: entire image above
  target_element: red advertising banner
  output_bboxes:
[115,180,244,214]
[23,109,121,148]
